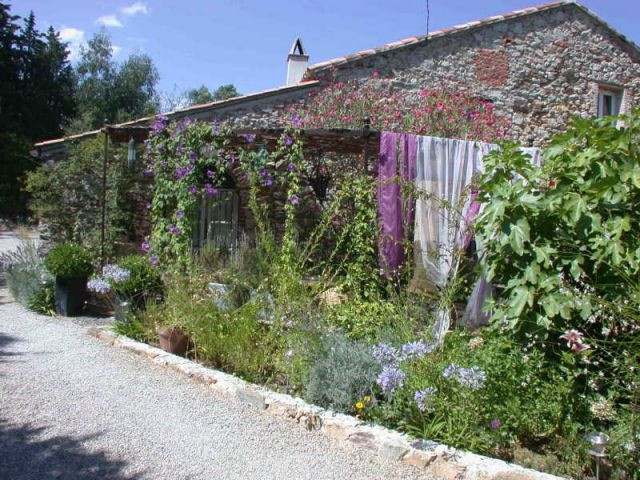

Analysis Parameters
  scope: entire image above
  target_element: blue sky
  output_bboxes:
[13,1,640,101]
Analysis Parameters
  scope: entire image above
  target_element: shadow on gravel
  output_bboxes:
[0,275,12,306]
[0,418,140,480]
[0,332,21,364]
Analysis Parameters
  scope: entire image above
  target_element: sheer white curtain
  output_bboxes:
[413,137,542,342]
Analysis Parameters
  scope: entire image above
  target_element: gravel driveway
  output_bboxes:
[0,232,427,480]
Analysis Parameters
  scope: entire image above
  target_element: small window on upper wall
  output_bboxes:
[597,87,622,118]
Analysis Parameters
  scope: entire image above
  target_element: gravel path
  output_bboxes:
[0,232,428,480]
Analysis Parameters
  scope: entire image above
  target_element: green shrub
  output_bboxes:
[475,110,640,342]
[116,254,163,301]
[304,332,379,412]
[325,299,405,340]
[0,236,53,309]
[44,242,93,278]
[27,282,56,315]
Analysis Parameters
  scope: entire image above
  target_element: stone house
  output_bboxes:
[33,0,640,248]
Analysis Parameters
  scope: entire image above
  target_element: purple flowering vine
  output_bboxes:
[244,133,256,143]
[168,225,181,234]
[149,256,159,266]
[175,210,185,218]
[289,195,300,205]
[175,167,188,180]
[204,184,219,196]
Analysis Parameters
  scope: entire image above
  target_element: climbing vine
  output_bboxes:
[143,115,305,269]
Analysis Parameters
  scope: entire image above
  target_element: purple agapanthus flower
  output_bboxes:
[102,264,131,283]
[284,134,293,146]
[149,256,159,266]
[206,169,215,178]
[87,277,111,295]
[141,241,150,252]
[168,225,181,234]
[372,343,402,367]
[289,195,300,205]
[175,210,185,218]
[143,168,153,177]
[491,418,501,429]
[401,340,434,360]
[287,163,296,172]
[244,133,256,143]
[188,151,197,161]
[186,162,195,171]
[442,364,486,390]
[264,177,273,186]
[414,387,437,412]
[229,154,237,163]
[258,168,268,177]
[188,185,198,194]
[145,202,152,210]
[377,367,405,397]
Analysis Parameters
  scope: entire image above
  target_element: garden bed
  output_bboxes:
[90,326,564,480]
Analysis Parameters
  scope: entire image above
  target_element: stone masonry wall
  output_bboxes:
[306,4,640,146]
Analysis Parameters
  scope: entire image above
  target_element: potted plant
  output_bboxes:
[87,255,163,322]
[116,255,164,312]
[44,242,94,316]
[157,326,189,356]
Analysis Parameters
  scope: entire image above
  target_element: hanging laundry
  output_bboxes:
[377,132,416,275]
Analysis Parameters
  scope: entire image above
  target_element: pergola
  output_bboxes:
[97,123,382,264]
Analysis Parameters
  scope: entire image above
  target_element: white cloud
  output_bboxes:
[112,45,122,56]
[59,27,85,61]
[97,15,123,28]
[121,2,148,16]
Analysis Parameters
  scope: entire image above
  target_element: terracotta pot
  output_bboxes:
[157,327,189,356]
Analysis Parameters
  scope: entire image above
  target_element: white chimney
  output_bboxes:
[286,38,309,86]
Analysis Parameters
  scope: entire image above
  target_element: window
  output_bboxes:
[597,87,621,118]
[193,189,238,250]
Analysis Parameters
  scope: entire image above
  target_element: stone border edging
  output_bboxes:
[88,327,567,480]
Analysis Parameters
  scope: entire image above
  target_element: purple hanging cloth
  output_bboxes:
[378,132,417,275]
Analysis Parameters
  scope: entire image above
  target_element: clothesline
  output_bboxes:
[377,132,542,339]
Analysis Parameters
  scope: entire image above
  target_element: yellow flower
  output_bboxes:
[363,396,371,403]
[355,401,364,410]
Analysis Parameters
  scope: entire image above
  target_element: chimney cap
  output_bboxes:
[289,37,308,57]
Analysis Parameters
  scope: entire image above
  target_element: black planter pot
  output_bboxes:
[54,276,88,316]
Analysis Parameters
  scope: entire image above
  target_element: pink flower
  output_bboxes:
[560,329,591,352]
[491,418,501,429]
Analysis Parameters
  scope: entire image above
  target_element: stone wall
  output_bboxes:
[306,3,640,146]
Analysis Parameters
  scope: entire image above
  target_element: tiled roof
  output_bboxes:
[306,0,640,74]
[34,80,320,148]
